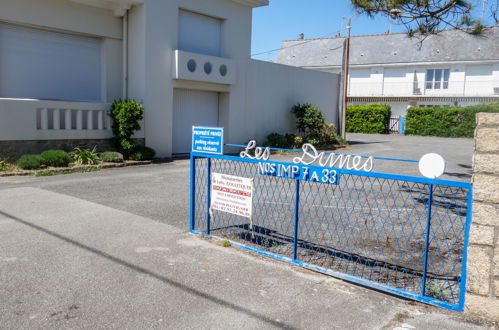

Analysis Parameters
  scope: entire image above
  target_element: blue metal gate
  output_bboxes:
[190,152,472,311]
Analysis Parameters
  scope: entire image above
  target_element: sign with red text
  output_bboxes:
[211,173,253,218]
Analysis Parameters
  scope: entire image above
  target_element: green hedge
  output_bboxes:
[405,103,499,138]
[346,104,391,134]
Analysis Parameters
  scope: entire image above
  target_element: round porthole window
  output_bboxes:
[204,62,213,75]
[219,64,228,77]
[187,59,197,72]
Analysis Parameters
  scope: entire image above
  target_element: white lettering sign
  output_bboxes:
[240,140,374,172]
[293,144,374,172]
[240,140,271,160]
[211,173,253,218]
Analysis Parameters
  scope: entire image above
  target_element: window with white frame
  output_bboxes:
[425,69,450,90]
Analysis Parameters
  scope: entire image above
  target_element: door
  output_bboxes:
[173,89,219,154]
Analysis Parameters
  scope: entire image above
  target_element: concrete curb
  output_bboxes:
[0,160,152,177]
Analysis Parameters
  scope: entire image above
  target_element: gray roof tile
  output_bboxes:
[275,27,499,67]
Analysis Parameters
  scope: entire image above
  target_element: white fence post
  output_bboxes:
[53,109,60,130]
[65,109,72,130]
[76,110,83,130]
[40,108,48,130]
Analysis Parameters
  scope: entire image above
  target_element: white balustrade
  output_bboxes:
[65,109,72,130]
[97,110,104,130]
[86,110,93,130]
[76,110,83,130]
[40,108,48,130]
[53,109,60,130]
[37,106,110,131]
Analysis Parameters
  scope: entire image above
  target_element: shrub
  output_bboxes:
[0,159,14,172]
[315,123,347,148]
[109,99,144,156]
[265,104,346,150]
[264,133,304,149]
[99,151,124,163]
[405,103,499,138]
[346,104,391,134]
[40,150,71,167]
[292,103,326,140]
[129,145,156,161]
[17,155,43,170]
[71,146,100,165]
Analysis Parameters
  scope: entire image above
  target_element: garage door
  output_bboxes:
[0,22,101,102]
[173,89,219,154]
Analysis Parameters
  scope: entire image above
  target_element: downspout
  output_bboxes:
[122,10,129,99]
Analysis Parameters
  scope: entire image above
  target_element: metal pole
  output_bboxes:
[189,154,196,232]
[206,158,212,235]
[293,180,300,260]
[339,17,351,140]
[421,183,434,296]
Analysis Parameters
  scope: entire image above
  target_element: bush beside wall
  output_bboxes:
[346,104,391,134]
[405,103,499,138]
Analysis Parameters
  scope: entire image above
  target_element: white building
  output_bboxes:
[0,0,340,158]
[275,28,499,117]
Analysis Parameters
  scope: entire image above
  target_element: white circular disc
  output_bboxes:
[418,153,446,179]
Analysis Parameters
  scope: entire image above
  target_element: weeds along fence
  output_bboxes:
[190,152,472,311]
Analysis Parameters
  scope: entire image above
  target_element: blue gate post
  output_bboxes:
[293,180,300,260]
[399,117,406,134]
[206,158,212,235]
[190,154,196,232]
[421,183,434,296]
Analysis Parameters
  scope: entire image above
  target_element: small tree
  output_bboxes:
[291,103,325,140]
[109,99,144,156]
[349,0,496,36]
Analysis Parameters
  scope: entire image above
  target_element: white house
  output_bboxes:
[0,0,340,158]
[275,27,499,117]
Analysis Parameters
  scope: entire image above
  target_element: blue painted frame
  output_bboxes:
[189,152,473,312]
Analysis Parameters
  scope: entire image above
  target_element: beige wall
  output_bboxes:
[226,60,340,145]
[131,0,254,157]
[467,112,499,319]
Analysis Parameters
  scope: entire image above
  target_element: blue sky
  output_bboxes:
[251,0,495,61]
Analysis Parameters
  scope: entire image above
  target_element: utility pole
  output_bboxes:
[339,17,351,139]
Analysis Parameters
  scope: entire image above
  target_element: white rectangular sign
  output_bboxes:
[211,173,253,218]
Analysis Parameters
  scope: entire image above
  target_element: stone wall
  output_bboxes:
[467,112,499,319]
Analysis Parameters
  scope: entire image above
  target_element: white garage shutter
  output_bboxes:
[0,22,102,102]
[178,10,221,57]
[173,89,219,154]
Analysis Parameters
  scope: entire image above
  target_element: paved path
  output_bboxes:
[276,133,474,181]
[0,135,489,329]
[0,187,491,329]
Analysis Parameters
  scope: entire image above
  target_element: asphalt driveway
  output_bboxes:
[0,134,487,329]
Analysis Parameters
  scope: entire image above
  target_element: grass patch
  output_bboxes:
[393,312,410,323]
[34,168,100,177]
[425,281,448,301]
[220,240,232,247]
[0,160,16,172]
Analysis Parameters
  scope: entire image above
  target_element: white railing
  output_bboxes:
[348,80,498,97]
[37,107,110,131]
[0,99,114,141]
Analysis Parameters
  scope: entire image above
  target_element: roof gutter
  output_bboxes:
[230,0,269,7]
[300,58,499,70]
